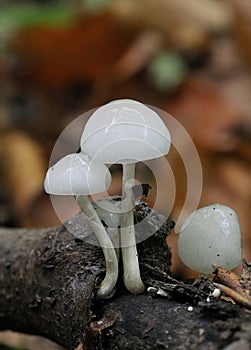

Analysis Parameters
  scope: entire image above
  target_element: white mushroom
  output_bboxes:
[44,152,118,298]
[81,99,171,294]
[92,197,122,259]
[178,203,242,274]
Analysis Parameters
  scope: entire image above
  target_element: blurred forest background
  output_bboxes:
[1,0,251,348]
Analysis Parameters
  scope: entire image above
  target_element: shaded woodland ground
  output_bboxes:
[1,0,251,348]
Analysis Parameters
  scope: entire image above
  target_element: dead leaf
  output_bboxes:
[9,13,138,87]
[112,0,232,47]
[89,311,120,335]
[239,259,251,297]
[232,0,251,66]
[2,130,46,220]
[109,30,163,83]
[217,159,251,200]
[213,261,251,309]
[167,75,241,151]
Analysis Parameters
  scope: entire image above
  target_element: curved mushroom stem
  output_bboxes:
[92,198,122,260]
[76,195,118,299]
[121,163,145,294]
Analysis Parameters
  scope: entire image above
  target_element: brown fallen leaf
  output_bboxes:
[83,311,120,348]
[239,259,251,297]
[9,12,138,87]
[212,260,251,309]
[166,75,242,152]
[109,30,163,83]
[232,0,251,67]
[2,130,46,224]
[112,0,232,50]
[213,283,251,309]
[89,311,120,336]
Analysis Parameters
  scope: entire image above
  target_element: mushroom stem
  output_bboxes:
[121,163,145,294]
[76,195,118,298]
[92,198,122,260]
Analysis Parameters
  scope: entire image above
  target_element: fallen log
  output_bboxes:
[0,207,251,349]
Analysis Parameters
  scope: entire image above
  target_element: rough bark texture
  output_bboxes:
[1,207,251,350]
[88,294,251,350]
[0,215,103,349]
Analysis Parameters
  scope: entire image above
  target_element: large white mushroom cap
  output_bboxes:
[178,203,242,274]
[80,99,171,164]
[44,153,111,195]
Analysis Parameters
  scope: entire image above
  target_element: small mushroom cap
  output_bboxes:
[81,99,171,164]
[44,153,111,195]
[178,203,242,274]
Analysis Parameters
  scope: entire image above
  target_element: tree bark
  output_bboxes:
[0,213,103,349]
[0,208,251,350]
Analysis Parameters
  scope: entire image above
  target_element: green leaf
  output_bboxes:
[81,0,113,12]
[148,51,187,92]
[0,3,75,30]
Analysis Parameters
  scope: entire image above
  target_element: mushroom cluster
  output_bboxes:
[44,99,172,298]
[44,99,244,296]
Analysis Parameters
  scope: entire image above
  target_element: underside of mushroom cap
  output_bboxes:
[81,99,171,164]
[44,153,111,195]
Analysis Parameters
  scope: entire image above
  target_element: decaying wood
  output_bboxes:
[0,205,172,349]
[1,206,251,349]
[0,216,101,349]
[213,262,251,309]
